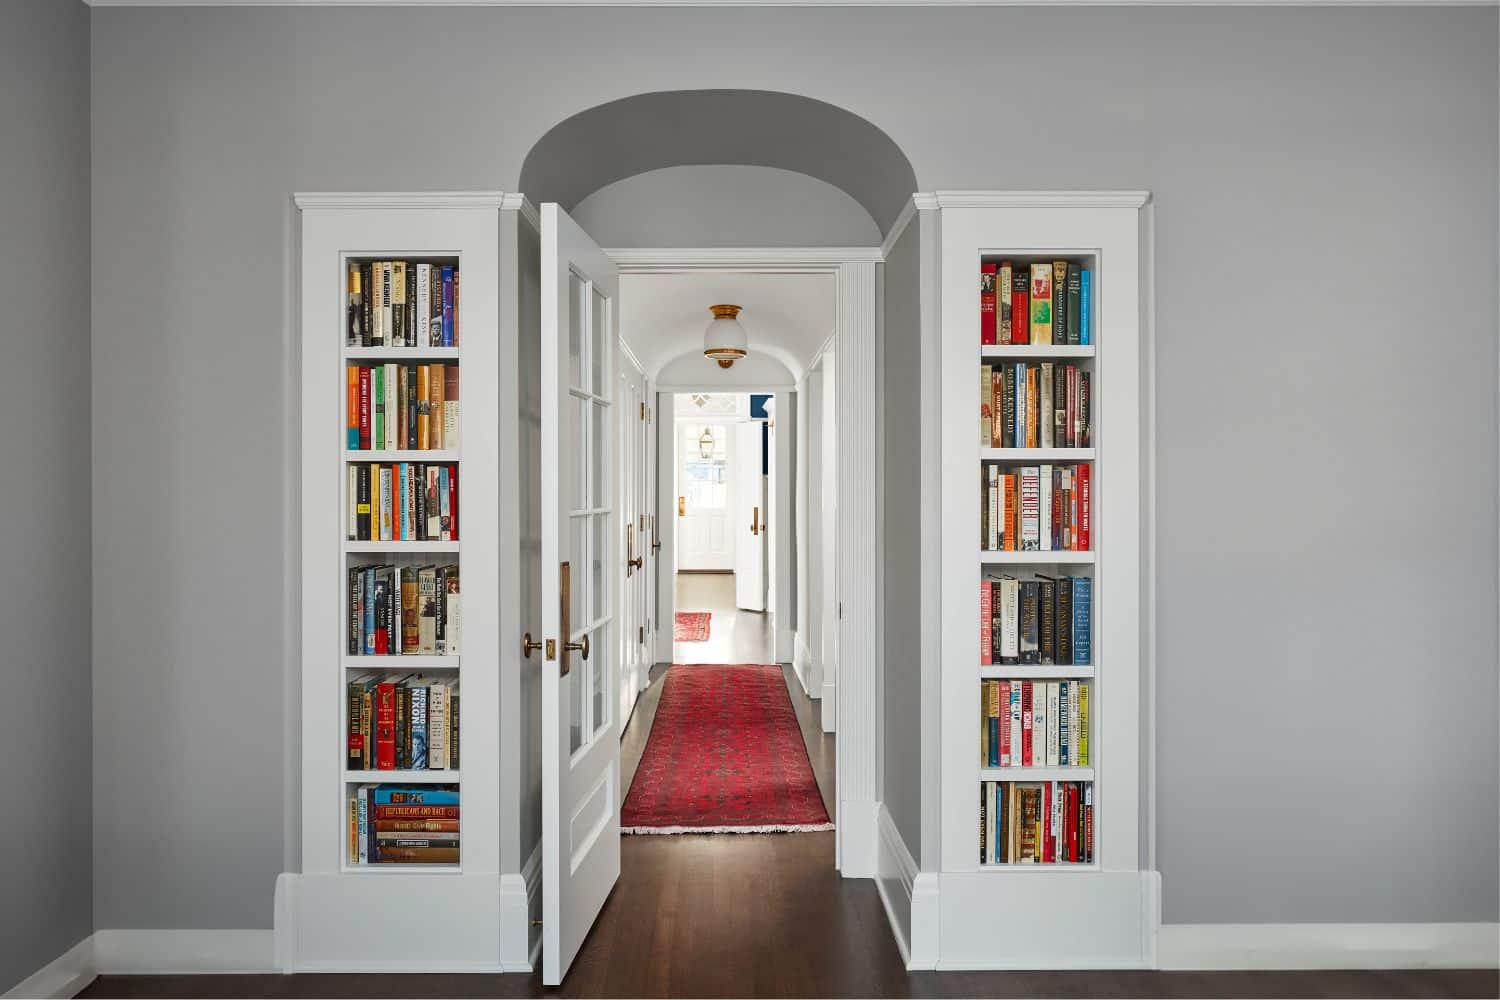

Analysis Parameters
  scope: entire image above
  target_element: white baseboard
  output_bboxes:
[838,798,877,878]
[874,802,941,971]
[93,929,275,975]
[4,936,93,999]
[498,842,542,972]
[820,677,837,732]
[1157,922,1500,971]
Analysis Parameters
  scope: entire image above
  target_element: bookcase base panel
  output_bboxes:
[933,869,1158,969]
[276,871,505,972]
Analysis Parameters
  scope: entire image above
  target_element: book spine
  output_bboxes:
[441,266,455,347]
[416,263,430,345]
[998,261,1012,344]
[1058,680,1070,766]
[356,790,369,864]
[1056,577,1072,665]
[987,466,999,550]
[1073,576,1092,666]
[1001,366,1016,449]
[1020,467,1040,550]
[375,683,396,770]
[1053,364,1068,452]
[979,580,992,666]
[1008,683,1022,769]
[347,567,361,656]
[980,261,997,345]
[1002,474,1016,552]
[1066,264,1081,345]
[1078,463,1091,550]
[346,367,359,450]
[1039,578,1055,664]
[1052,261,1068,348]
[429,364,446,451]
[358,368,371,450]
[1030,263,1052,344]
[370,262,384,346]
[429,684,448,770]
[979,365,993,447]
[409,686,428,769]
[372,804,458,819]
[448,464,459,540]
[998,680,1011,767]
[999,577,1018,663]
[346,681,363,769]
[1078,682,1089,766]
[1078,269,1091,345]
[449,691,460,769]
[359,263,372,346]
[1020,681,1033,766]
[986,680,1000,767]
[391,261,407,347]
[362,568,376,655]
[1046,682,1061,767]
[1011,268,1029,345]
[1039,463,1052,552]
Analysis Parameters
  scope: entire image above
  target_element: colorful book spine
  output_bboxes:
[998,680,1012,766]
[1010,268,1029,345]
[980,580,992,666]
[998,261,1012,344]
[980,262,998,345]
[1072,576,1092,665]
[1030,263,1052,344]
[441,266,455,347]
[1079,269,1091,345]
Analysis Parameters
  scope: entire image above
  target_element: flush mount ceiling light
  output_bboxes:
[703,304,747,369]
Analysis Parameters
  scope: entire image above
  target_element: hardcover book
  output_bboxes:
[1030,263,1052,344]
[980,262,998,345]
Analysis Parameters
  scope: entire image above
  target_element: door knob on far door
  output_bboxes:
[677,496,685,517]
[750,506,760,536]
[564,633,590,661]
[625,524,643,575]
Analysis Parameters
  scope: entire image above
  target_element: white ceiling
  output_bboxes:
[619,271,836,382]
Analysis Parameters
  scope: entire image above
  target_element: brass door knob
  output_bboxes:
[564,634,590,661]
[522,632,542,658]
[628,556,643,572]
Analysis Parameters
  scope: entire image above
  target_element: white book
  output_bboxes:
[378,466,393,541]
[443,400,460,450]
[999,577,1019,662]
[370,262,384,346]
[428,683,447,771]
[416,263,431,345]
[347,465,358,540]
[1051,781,1064,861]
[1046,682,1061,766]
[385,364,398,452]
[1039,362,1053,448]
[1039,464,1052,552]
[445,590,461,655]
[1031,683,1047,767]
[986,465,999,550]
[1008,682,1022,768]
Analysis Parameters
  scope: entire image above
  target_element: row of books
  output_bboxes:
[980,260,1091,346]
[981,679,1088,768]
[348,261,458,348]
[348,675,459,771]
[981,575,1091,666]
[981,362,1090,449]
[980,781,1093,865]
[347,462,459,543]
[348,784,460,866]
[349,563,460,656]
[347,363,459,451]
[982,464,1090,552]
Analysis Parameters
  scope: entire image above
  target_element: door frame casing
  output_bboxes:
[607,246,882,876]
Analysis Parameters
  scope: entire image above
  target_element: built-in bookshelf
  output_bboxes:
[936,194,1147,966]
[294,195,504,969]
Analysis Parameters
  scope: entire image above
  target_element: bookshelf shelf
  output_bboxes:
[980,665,1094,680]
[979,550,1094,565]
[344,346,460,361]
[341,863,461,875]
[980,766,1094,782]
[980,448,1095,461]
[981,344,1095,360]
[343,654,459,669]
[344,540,460,553]
[344,769,462,783]
[346,449,459,463]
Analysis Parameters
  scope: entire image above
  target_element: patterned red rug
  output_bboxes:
[622,664,833,834]
[673,611,711,642]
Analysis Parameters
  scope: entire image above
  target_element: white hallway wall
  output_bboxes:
[86,3,1498,937]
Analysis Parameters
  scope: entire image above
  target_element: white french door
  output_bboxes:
[676,420,734,570]
[540,203,620,986]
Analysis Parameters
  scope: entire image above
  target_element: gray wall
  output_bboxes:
[881,223,923,857]
[0,0,92,988]
[89,4,1498,929]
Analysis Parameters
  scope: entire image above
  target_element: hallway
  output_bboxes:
[672,572,772,665]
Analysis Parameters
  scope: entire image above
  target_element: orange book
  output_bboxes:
[1025,367,1039,448]
[429,364,445,450]
[991,369,1003,447]
[346,366,359,449]
[416,364,430,450]
[1002,474,1017,551]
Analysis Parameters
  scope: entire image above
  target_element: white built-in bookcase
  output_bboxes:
[935,194,1152,968]
[287,194,504,971]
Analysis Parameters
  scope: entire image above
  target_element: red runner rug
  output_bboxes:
[673,611,711,642]
[622,664,832,834]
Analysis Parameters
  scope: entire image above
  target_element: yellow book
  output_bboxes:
[1030,263,1053,344]
[1078,683,1089,766]
[417,364,430,450]
[429,364,445,450]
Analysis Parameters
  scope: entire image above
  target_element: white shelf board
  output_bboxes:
[980,549,1094,565]
[980,448,1094,461]
[344,770,461,783]
[980,664,1094,680]
[981,344,1095,359]
[344,346,459,361]
[345,540,460,553]
[341,864,462,875]
[978,861,1099,872]
[343,655,459,670]
[346,449,459,463]
[979,766,1094,781]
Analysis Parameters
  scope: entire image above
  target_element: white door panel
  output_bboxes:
[734,421,766,612]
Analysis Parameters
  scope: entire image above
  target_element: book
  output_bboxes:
[998,680,1012,767]
[1079,269,1091,345]
[441,266,455,346]
[1072,576,1092,665]
[1065,264,1081,345]
[443,366,460,449]
[428,682,448,771]
[1030,263,1052,344]
[1078,683,1089,765]
[1010,268,1029,345]
[980,364,993,446]
[980,262,998,345]
[980,579,993,666]
[1052,261,1068,347]
[998,261,1013,344]
[416,263,431,346]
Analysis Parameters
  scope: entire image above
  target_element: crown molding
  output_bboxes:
[293,191,507,210]
[604,247,881,270]
[929,190,1152,208]
[85,1,1500,7]
[500,193,540,229]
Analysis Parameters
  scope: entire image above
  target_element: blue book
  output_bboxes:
[1058,680,1070,766]
[372,785,460,806]
[1013,362,1026,446]
[409,686,428,769]
[987,716,999,767]
[1079,270,1092,346]
[362,568,377,655]
[1072,576,1092,666]
[440,266,455,347]
[355,789,369,864]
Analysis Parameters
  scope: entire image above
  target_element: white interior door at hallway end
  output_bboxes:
[734,420,766,612]
[539,203,620,987]
[676,420,733,571]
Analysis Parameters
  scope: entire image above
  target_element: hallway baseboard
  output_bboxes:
[3,936,93,1000]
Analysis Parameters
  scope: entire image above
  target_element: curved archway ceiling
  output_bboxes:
[518,90,917,234]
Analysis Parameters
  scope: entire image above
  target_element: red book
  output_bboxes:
[1078,464,1091,550]
[1042,783,1053,863]
[1084,791,1094,862]
[373,804,460,819]
[1010,268,1030,344]
[1065,365,1078,448]
[1066,783,1078,862]
[358,367,372,450]
[1021,681,1033,766]
[1052,474,1063,551]
[980,580,992,666]
[980,262,998,345]
[375,682,396,770]
[447,464,459,540]
[998,681,1011,766]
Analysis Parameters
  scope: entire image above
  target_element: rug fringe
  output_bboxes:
[622,823,835,835]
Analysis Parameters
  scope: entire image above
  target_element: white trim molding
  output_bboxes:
[1157,923,1500,971]
[874,804,940,971]
[604,247,882,269]
[93,930,276,975]
[3,937,93,1000]
[499,842,543,972]
[929,190,1152,209]
[292,191,506,210]
[85,1,1500,8]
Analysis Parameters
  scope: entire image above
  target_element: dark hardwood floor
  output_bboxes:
[77,665,1499,998]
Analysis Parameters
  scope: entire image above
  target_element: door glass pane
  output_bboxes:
[591,401,607,509]
[567,661,583,755]
[570,516,587,637]
[591,621,608,739]
[568,271,585,391]
[572,396,589,512]
[591,512,606,623]
[590,289,608,397]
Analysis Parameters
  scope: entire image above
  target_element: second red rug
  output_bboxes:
[622,664,833,834]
